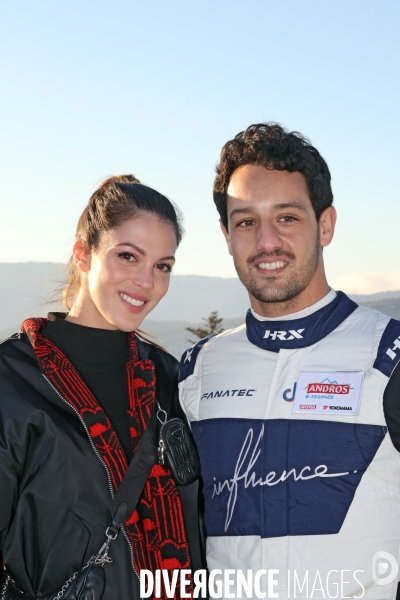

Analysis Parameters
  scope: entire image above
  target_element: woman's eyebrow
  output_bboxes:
[116,242,146,255]
[160,256,176,261]
[116,242,175,261]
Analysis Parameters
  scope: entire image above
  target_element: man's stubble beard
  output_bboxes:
[234,233,321,306]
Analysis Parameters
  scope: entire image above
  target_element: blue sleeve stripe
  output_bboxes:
[178,335,214,383]
[373,319,400,377]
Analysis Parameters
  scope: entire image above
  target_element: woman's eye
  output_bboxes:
[156,263,172,273]
[117,252,137,262]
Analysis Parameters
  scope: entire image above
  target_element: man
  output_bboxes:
[179,123,400,599]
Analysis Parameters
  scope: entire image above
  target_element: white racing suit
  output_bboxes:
[179,291,400,599]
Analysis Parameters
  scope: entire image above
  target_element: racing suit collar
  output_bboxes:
[250,288,337,321]
[246,291,358,351]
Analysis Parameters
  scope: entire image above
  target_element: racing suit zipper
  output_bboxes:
[43,374,138,579]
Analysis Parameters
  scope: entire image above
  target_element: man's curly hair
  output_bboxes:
[213,122,333,229]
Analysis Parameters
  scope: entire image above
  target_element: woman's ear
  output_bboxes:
[72,240,91,273]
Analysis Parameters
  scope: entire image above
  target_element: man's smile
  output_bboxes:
[256,260,289,272]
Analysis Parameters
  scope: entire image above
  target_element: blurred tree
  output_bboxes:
[185,311,224,344]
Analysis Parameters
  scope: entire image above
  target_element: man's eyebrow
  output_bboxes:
[274,202,307,212]
[229,207,253,219]
[115,243,175,261]
[229,202,307,219]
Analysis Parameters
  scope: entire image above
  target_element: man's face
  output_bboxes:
[221,165,335,316]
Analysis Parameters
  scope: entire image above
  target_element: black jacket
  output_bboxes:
[0,333,204,598]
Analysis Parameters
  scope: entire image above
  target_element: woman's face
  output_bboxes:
[74,213,177,331]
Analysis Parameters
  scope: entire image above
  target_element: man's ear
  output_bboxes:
[220,219,233,256]
[72,239,91,273]
[319,206,337,248]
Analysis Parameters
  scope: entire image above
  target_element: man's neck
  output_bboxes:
[249,275,331,318]
[251,288,337,322]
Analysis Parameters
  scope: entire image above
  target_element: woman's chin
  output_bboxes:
[109,310,149,333]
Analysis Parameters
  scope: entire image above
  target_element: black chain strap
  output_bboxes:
[1,576,11,600]
[0,526,116,600]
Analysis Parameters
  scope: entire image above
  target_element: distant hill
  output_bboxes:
[141,317,245,359]
[357,298,400,320]
[141,297,400,358]
[0,262,65,332]
[0,262,249,330]
[1,262,400,358]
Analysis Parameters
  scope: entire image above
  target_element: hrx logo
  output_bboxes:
[263,328,305,341]
[386,336,400,360]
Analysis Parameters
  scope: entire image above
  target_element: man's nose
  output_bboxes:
[256,222,283,252]
[132,265,154,290]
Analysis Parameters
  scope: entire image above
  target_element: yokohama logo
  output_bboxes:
[307,383,350,394]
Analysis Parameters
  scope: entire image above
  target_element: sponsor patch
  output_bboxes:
[293,371,364,415]
[201,389,256,400]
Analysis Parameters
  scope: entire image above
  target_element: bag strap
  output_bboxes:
[136,337,206,571]
[176,480,205,571]
[109,336,206,571]
[108,336,159,532]
[108,408,159,532]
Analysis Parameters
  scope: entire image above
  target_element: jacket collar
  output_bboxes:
[246,291,358,351]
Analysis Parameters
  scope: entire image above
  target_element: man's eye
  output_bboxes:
[156,263,172,273]
[117,252,137,262]
[237,219,255,227]
[279,215,298,223]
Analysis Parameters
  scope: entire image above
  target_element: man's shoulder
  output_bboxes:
[327,302,400,377]
[178,324,246,383]
[367,311,400,377]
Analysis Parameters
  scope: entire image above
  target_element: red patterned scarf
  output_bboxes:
[22,318,192,599]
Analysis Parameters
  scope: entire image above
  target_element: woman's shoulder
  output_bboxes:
[0,332,35,364]
[137,337,179,370]
[0,333,47,420]
[0,333,41,395]
[147,342,178,366]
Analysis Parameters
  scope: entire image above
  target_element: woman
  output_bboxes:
[0,175,203,599]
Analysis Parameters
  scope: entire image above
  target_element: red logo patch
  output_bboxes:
[307,383,350,394]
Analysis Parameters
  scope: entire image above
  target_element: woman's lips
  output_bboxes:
[119,292,148,313]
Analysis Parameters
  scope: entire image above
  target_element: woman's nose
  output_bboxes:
[132,265,154,290]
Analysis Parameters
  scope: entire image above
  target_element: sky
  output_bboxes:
[0,0,399,294]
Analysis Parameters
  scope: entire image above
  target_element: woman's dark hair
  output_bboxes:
[213,122,333,229]
[64,174,183,309]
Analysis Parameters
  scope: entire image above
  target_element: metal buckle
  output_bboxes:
[156,402,167,425]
